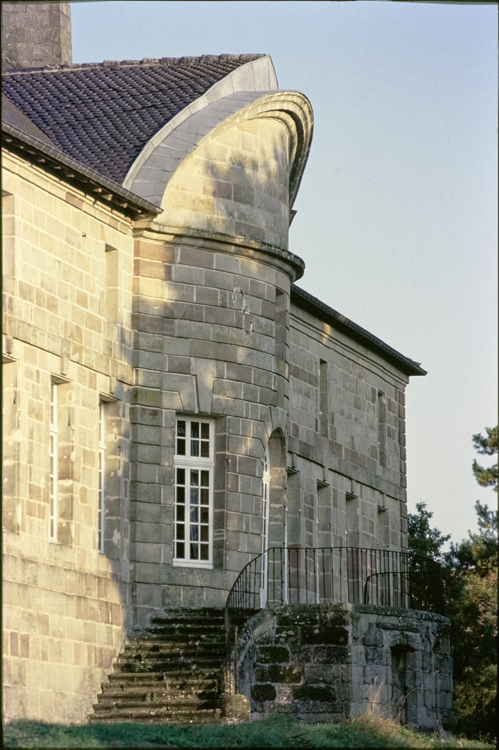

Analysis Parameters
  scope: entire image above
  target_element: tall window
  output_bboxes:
[49,382,58,541]
[174,418,213,566]
[98,401,106,554]
[319,359,329,437]
[260,452,271,606]
[378,391,387,466]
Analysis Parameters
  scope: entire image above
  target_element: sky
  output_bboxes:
[71,1,498,545]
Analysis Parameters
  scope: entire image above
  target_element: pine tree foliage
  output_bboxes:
[444,501,498,741]
[407,425,498,741]
[471,425,498,491]
[407,501,450,561]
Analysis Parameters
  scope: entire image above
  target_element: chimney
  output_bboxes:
[2,1,72,68]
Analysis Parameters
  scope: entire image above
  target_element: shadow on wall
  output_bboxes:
[159,116,292,252]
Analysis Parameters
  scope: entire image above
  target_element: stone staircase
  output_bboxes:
[90,608,227,724]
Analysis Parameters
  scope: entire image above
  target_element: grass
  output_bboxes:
[3,714,495,749]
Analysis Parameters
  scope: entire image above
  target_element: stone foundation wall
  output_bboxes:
[236,603,452,729]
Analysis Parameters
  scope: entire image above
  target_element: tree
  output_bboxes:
[408,426,498,741]
[407,501,450,561]
[443,426,498,741]
[472,425,498,491]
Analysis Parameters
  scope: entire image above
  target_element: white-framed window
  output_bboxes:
[174,417,214,567]
[49,382,58,541]
[98,401,106,554]
[260,451,271,607]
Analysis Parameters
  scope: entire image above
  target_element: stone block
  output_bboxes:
[251,683,276,701]
[257,646,289,664]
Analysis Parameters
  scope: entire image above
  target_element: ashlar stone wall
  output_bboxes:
[2,151,134,722]
[288,301,409,553]
[130,230,296,622]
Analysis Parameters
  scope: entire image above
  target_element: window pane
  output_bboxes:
[176,468,185,484]
[176,421,186,455]
[200,545,209,561]
[201,442,209,458]
[190,488,199,505]
[201,488,209,505]
[176,524,185,540]
[190,506,199,523]
[176,505,185,522]
[201,526,209,542]
[190,526,199,541]
[201,507,209,524]
[191,470,199,486]
[176,487,185,504]
[190,439,199,457]
[190,543,199,560]
[201,471,209,486]
[176,542,185,558]
[191,422,199,438]
[201,423,209,440]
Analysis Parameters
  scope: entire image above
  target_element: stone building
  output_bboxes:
[2,1,452,728]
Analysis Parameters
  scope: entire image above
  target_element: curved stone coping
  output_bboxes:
[123,55,278,195]
[351,603,450,623]
[133,220,306,282]
[126,88,314,226]
[126,91,269,204]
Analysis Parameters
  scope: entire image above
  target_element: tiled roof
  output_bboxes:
[2,93,56,146]
[2,55,265,185]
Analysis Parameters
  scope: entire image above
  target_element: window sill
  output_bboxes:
[173,560,213,570]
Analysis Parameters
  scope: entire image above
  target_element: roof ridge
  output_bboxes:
[1,53,267,76]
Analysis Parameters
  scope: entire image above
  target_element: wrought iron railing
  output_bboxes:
[224,546,444,693]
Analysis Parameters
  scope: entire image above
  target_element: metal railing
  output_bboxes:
[224,546,444,693]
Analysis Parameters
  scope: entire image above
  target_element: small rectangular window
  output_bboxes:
[378,391,387,467]
[346,492,357,533]
[174,418,214,567]
[98,402,106,554]
[49,382,59,541]
[377,506,389,547]
[319,360,328,437]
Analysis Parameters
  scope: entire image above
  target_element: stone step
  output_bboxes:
[108,670,220,683]
[122,641,225,653]
[136,636,224,648]
[144,626,225,637]
[151,607,225,622]
[103,676,219,690]
[94,697,219,710]
[89,711,223,724]
[97,683,219,703]
[91,608,228,725]
[116,656,223,669]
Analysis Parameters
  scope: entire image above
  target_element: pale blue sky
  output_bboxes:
[71,1,498,545]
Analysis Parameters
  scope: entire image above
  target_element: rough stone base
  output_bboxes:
[235,603,453,729]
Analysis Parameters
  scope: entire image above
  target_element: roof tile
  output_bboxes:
[2,54,265,185]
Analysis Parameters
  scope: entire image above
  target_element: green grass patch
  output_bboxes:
[3,715,495,749]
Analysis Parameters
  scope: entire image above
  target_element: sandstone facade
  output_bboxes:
[3,11,448,727]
